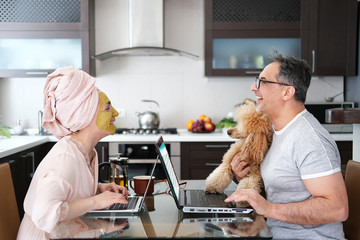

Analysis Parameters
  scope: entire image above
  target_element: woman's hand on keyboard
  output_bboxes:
[98,182,130,197]
[93,190,129,210]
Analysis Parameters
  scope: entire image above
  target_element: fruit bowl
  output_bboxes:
[187,115,216,133]
[191,129,215,133]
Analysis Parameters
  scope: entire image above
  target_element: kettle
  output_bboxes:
[136,100,160,129]
[98,155,129,189]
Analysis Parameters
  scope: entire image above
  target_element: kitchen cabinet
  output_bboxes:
[0,142,53,219]
[0,0,94,78]
[181,142,232,179]
[205,0,303,76]
[205,0,358,77]
[301,0,357,76]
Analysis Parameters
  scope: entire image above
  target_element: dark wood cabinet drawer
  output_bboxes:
[188,142,232,151]
[188,167,220,180]
[181,142,232,179]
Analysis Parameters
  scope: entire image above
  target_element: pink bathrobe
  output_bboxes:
[17,136,98,240]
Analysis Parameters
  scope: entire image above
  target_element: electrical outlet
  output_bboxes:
[117,108,126,118]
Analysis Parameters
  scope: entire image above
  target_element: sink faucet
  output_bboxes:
[38,110,45,135]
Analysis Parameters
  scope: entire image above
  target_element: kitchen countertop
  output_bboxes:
[0,129,353,159]
[0,135,50,158]
[101,129,236,143]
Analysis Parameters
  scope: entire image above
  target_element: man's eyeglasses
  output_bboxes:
[255,77,291,89]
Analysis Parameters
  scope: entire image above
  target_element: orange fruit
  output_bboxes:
[186,120,195,131]
[199,114,207,121]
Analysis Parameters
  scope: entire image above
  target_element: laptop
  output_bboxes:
[182,216,253,223]
[88,159,157,215]
[154,136,253,214]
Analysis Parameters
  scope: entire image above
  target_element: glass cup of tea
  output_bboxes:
[110,174,124,186]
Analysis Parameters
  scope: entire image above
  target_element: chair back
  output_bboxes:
[0,162,20,240]
[343,160,360,240]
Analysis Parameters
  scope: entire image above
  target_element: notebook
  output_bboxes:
[155,136,253,214]
[88,159,157,215]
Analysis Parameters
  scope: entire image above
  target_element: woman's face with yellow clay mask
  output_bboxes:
[96,91,119,134]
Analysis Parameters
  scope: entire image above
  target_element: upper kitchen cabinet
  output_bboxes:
[301,0,358,76]
[0,0,94,78]
[205,0,303,76]
[205,0,358,77]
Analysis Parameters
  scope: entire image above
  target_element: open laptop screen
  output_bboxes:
[157,137,180,200]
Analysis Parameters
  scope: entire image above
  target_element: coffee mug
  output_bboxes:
[130,176,155,195]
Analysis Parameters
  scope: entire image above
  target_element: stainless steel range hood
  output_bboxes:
[92,0,199,60]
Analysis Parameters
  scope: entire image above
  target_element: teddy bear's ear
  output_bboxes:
[243,132,269,164]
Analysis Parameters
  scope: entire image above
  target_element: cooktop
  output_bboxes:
[115,128,178,135]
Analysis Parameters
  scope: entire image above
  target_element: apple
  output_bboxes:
[203,116,212,123]
[204,122,215,132]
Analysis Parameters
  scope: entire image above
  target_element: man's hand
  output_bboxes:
[224,189,271,216]
[231,152,251,181]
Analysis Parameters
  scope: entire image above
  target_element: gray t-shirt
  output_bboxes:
[261,109,345,240]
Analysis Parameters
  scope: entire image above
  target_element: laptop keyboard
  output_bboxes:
[108,197,139,210]
[188,191,227,206]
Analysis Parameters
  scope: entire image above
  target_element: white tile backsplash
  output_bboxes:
[0,67,343,130]
[306,76,344,103]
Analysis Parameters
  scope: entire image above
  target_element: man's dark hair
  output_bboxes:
[269,52,312,103]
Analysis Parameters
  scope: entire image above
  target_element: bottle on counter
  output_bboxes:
[14,119,24,135]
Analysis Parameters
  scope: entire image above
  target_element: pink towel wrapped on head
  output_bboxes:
[42,66,99,139]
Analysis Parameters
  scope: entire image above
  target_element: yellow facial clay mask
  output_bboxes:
[96,91,119,134]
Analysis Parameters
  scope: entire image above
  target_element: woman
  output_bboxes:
[17,66,129,240]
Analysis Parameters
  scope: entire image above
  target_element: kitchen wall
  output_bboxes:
[0,0,346,131]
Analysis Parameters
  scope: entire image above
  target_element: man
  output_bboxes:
[225,53,348,239]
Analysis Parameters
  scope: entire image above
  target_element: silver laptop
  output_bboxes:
[154,136,253,214]
[88,160,157,215]
[182,216,253,223]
